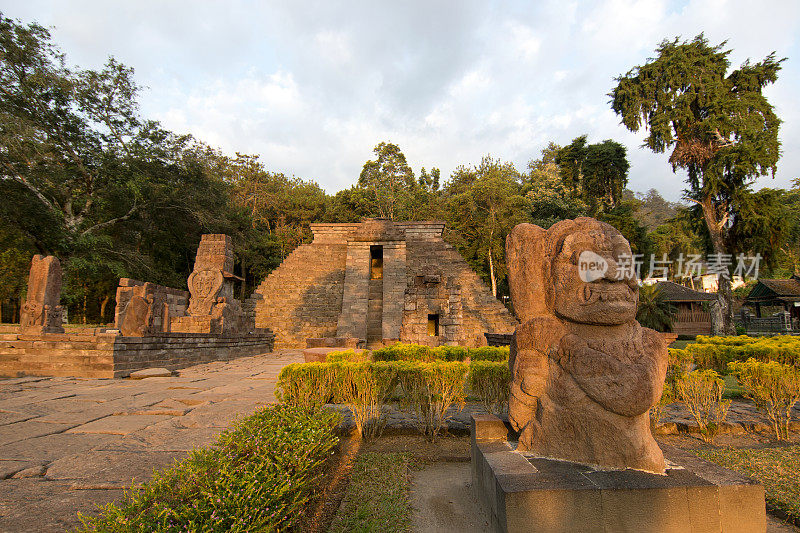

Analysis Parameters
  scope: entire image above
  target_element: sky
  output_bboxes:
[2,0,799,201]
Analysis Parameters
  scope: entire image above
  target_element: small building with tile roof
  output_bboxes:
[744,275,800,320]
[653,281,717,336]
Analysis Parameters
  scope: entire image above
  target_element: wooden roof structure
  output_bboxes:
[745,275,800,305]
[653,281,717,303]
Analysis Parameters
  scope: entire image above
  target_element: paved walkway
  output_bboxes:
[0,350,302,532]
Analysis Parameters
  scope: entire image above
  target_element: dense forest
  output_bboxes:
[1,17,798,324]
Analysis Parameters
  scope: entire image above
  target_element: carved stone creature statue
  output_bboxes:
[506,218,668,473]
[20,255,65,335]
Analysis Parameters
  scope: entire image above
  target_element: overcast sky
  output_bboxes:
[3,0,799,201]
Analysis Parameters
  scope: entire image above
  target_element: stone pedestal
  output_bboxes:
[470,415,766,533]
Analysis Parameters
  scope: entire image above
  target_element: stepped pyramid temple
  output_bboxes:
[247,219,518,348]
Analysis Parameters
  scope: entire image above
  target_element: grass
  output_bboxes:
[671,339,695,350]
[722,374,744,399]
[695,445,800,523]
[327,452,413,533]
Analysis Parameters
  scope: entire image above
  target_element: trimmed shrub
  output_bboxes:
[468,346,510,362]
[372,343,435,362]
[395,361,468,440]
[326,349,369,363]
[332,361,397,438]
[468,361,510,415]
[436,345,469,361]
[728,359,800,440]
[676,369,731,443]
[371,342,509,362]
[652,348,694,429]
[686,335,800,373]
[77,405,340,532]
[276,363,333,410]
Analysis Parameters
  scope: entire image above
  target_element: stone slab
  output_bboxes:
[96,425,221,452]
[0,420,76,446]
[129,367,173,379]
[46,449,186,488]
[0,478,125,532]
[470,415,766,533]
[66,414,172,435]
[0,432,119,462]
[169,399,266,428]
[0,460,30,479]
[0,411,37,426]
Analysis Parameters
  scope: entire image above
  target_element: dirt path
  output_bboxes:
[410,462,493,533]
[0,350,302,532]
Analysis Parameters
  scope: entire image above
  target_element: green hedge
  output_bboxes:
[680,335,800,373]
[468,360,511,415]
[371,342,509,362]
[276,360,510,437]
[77,404,340,532]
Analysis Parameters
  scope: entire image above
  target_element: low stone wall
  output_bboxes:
[0,331,275,379]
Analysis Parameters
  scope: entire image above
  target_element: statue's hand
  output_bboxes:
[556,333,587,370]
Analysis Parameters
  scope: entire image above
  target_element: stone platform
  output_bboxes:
[0,331,275,378]
[471,415,766,533]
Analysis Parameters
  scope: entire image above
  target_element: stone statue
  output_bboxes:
[506,218,668,473]
[20,255,65,335]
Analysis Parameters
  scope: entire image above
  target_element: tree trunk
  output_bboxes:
[99,295,110,324]
[700,195,736,335]
[82,284,88,324]
[240,257,247,300]
[489,248,497,297]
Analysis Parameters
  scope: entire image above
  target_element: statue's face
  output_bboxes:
[551,226,638,325]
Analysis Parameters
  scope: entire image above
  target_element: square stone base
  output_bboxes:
[471,415,766,533]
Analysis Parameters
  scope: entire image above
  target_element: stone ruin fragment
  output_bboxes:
[115,234,246,336]
[506,218,668,473]
[19,255,65,335]
[171,234,245,335]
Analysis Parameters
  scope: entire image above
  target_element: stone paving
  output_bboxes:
[0,350,302,532]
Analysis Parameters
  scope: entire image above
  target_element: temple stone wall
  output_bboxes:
[249,219,518,348]
[250,242,348,348]
[405,239,518,346]
[0,331,275,379]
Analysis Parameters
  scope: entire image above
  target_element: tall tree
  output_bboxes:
[0,15,238,321]
[525,142,588,228]
[633,188,681,232]
[357,142,416,220]
[554,135,630,214]
[442,157,529,297]
[611,34,784,334]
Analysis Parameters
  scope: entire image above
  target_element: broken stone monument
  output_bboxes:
[115,279,190,337]
[19,255,64,335]
[470,218,766,533]
[170,234,245,335]
[506,218,667,473]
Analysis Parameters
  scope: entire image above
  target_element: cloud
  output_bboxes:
[3,0,799,200]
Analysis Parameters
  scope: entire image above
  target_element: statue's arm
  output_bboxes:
[558,329,667,417]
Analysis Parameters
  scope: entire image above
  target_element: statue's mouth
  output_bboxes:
[581,281,636,305]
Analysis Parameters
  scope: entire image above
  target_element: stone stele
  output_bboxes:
[19,255,65,335]
[506,218,668,473]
